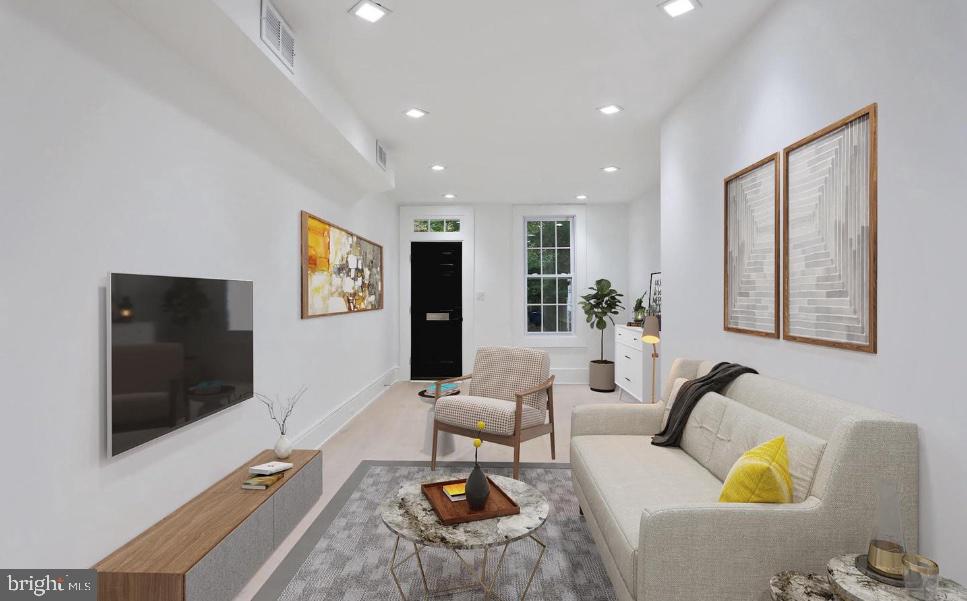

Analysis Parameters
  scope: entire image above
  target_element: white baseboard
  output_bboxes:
[551,366,589,384]
[292,366,399,450]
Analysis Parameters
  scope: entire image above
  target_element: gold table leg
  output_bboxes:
[388,534,545,601]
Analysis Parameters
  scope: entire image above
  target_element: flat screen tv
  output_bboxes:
[108,273,253,456]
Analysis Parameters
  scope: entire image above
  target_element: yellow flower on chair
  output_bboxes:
[477,420,486,431]
[473,438,482,448]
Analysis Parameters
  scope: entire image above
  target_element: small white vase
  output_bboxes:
[274,434,293,459]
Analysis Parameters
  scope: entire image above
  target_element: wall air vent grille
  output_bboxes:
[260,0,295,72]
[376,140,388,170]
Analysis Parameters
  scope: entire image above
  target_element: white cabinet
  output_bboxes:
[614,325,645,402]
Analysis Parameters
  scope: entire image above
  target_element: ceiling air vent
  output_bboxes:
[376,140,388,170]
[261,0,295,72]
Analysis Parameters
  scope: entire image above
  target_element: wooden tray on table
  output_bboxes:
[421,478,520,526]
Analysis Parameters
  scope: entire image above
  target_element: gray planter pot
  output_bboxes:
[589,360,615,393]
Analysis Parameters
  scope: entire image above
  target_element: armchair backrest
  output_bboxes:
[469,347,551,411]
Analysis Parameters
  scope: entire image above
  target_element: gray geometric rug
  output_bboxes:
[255,461,617,601]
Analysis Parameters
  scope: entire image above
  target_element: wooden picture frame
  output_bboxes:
[648,271,662,330]
[300,210,384,318]
[723,153,780,338]
[783,104,877,353]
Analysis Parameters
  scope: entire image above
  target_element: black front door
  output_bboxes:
[411,242,462,379]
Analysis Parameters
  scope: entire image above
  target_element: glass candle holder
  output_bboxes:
[902,554,940,601]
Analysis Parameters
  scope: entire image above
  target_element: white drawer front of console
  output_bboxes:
[274,453,323,545]
[617,351,643,399]
[185,497,274,601]
[615,327,644,352]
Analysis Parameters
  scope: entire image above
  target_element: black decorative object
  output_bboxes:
[466,464,490,510]
[466,421,491,509]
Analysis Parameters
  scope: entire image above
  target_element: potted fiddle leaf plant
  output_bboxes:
[579,279,624,392]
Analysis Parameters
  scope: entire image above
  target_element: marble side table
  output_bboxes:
[770,555,967,601]
[381,474,549,601]
[770,571,836,600]
[419,389,456,456]
[827,554,967,601]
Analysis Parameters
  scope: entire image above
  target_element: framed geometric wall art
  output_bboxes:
[301,211,384,318]
[724,153,780,338]
[783,104,877,353]
[648,271,662,328]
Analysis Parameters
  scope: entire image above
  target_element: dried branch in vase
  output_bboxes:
[255,386,308,436]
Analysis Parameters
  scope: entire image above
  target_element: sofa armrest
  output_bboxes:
[571,403,665,437]
[637,498,837,601]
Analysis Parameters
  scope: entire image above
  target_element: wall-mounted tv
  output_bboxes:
[108,273,253,456]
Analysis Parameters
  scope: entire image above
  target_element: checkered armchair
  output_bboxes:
[431,347,556,479]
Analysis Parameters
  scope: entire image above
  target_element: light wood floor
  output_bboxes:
[236,380,627,600]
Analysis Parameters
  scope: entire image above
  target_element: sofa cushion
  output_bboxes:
[571,435,723,595]
[719,436,794,503]
[680,392,827,503]
[435,395,544,436]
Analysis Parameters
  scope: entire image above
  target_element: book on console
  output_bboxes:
[241,473,284,490]
[249,461,293,476]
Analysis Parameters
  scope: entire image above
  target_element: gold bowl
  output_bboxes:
[868,539,905,579]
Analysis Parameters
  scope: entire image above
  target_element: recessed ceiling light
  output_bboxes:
[602,166,620,173]
[597,105,623,115]
[443,193,456,199]
[350,0,390,23]
[431,164,446,172]
[576,194,588,200]
[404,107,428,119]
[659,0,699,18]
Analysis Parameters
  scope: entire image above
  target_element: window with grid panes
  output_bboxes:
[525,218,574,333]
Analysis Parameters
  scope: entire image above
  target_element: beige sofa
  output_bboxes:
[570,358,918,601]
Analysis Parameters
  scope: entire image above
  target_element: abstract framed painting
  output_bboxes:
[301,211,384,318]
[724,153,780,338]
[783,104,877,353]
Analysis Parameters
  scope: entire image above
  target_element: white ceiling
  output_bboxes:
[275,0,776,204]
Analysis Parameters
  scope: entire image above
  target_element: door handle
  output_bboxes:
[425,312,463,322]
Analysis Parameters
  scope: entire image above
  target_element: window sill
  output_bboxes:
[519,333,585,348]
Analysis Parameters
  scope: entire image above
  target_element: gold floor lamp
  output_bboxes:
[641,316,660,403]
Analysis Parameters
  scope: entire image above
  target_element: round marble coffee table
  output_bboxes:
[380,474,550,601]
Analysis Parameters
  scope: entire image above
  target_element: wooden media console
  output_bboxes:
[95,449,322,601]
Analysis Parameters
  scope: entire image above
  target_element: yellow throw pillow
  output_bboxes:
[719,436,793,503]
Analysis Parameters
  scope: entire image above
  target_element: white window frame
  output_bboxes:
[524,216,576,336]
[513,205,588,348]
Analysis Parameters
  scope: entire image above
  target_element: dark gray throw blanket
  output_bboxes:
[651,362,758,447]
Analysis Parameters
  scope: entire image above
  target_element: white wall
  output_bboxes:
[0,0,398,567]
[660,0,967,580]
[628,187,661,305]
[471,203,631,383]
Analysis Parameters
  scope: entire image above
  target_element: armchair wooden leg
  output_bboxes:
[547,386,556,460]
[513,441,520,480]
[431,421,439,471]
